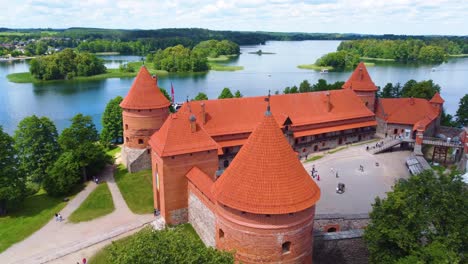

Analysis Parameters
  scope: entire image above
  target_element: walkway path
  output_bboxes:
[0,165,154,264]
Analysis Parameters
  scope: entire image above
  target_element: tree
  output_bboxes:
[441,109,456,127]
[401,80,440,99]
[299,80,311,93]
[379,83,395,98]
[108,226,234,264]
[455,94,468,126]
[234,90,243,98]
[364,170,467,264]
[43,152,81,196]
[101,96,123,147]
[194,92,208,101]
[14,116,60,185]
[159,88,175,112]
[59,114,110,181]
[218,88,234,99]
[0,126,25,215]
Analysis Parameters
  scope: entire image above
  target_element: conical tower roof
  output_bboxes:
[212,110,320,214]
[342,62,378,92]
[120,66,171,109]
[430,92,444,104]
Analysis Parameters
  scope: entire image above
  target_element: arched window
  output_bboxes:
[138,139,144,144]
[282,241,291,254]
[125,124,128,130]
[219,229,224,239]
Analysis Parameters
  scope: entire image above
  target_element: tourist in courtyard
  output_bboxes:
[317,174,320,181]
[336,171,339,178]
[55,213,58,222]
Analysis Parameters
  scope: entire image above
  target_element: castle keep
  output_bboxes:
[120,62,443,263]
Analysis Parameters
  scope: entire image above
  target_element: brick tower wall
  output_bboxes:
[353,91,376,112]
[215,205,316,264]
[122,108,169,149]
[151,150,219,225]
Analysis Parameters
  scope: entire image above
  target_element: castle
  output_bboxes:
[119,62,444,263]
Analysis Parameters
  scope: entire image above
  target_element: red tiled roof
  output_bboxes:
[377,98,440,128]
[120,66,171,109]
[212,113,321,214]
[430,92,445,104]
[180,89,374,137]
[149,111,219,157]
[293,120,377,138]
[217,138,248,148]
[342,62,378,92]
[186,167,215,202]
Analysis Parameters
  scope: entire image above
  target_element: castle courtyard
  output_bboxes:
[303,143,412,215]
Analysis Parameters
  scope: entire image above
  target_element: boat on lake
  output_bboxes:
[320,69,329,74]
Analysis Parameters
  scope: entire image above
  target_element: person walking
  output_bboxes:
[336,171,339,178]
[54,213,58,222]
[317,174,320,181]
[58,213,63,222]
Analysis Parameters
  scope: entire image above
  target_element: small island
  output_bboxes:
[248,49,276,55]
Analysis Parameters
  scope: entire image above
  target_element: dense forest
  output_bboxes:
[337,39,468,63]
[315,50,361,70]
[147,45,208,72]
[192,39,240,57]
[29,48,106,80]
[1,28,467,56]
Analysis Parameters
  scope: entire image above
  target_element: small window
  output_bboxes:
[138,139,144,144]
[125,137,129,143]
[147,149,150,154]
[223,160,229,168]
[125,124,128,130]
[266,214,271,217]
[219,229,224,239]
[282,241,291,254]
[327,227,337,233]
[365,101,369,106]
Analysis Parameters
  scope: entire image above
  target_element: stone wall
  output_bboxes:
[313,229,369,264]
[314,214,369,232]
[188,188,216,247]
[122,146,151,173]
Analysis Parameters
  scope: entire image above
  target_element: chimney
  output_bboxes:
[410,97,415,105]
[201,102,206,125]
[326,92,331,112]
[189,114,197,133]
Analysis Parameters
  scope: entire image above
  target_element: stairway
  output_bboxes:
[369,139,403,154]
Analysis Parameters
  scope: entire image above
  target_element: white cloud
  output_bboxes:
[0,0,466,35]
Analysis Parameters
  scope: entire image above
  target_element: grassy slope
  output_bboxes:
[105,145,121,157]
[89,224,200,264]
[68,182,115,223]
[0,190,69,252]
[114,165,153,214]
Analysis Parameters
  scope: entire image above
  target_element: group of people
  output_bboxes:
[359,165,365,172]
[55,213,63,222]
[310,165,320,181]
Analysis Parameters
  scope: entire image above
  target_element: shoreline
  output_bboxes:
[0,56,35,62]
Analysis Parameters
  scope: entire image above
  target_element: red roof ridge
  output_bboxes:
[342,62,378,92]
[120,66,171,109]
[430,92,445,104]
[186,167,215,202]
[149,111,219,157]
[212,112,321,214]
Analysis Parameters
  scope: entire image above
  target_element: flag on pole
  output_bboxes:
[171,82,175,103]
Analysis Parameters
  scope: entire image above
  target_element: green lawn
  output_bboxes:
[328,146,348,154]
[115,165,153,214]
[89,224,200,264]
[5,72,35,83]
[106,145,121,157]
[207,55,237,62]
[208,62,243,71]
[69,182,115,223]
[0,190,70,252]
[297,64,334,71]
[305,155,324,163]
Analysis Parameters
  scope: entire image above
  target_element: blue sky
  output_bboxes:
[1,0,467,35]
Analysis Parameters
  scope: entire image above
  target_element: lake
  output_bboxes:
[1,40,467,134]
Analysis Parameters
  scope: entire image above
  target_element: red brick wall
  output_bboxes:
[152,150,218,225]
[353,91,376,112]
[215,204,316,264]
[122,108,169,149]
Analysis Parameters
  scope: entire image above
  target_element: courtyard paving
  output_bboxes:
[303,143,411,215]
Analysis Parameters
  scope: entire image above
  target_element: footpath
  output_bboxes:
[0,165,155,264]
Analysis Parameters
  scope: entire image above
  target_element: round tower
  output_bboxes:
[120,66,171,149]
[212,107,321,263]
[120,66,171,172]
[342,62,378,112]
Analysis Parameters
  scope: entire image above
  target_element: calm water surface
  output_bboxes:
[0,41,467,134]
